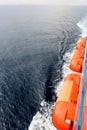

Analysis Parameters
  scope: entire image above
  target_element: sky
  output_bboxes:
[0,0,87,5]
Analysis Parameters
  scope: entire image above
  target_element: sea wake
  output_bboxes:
[28,17,87,130]
[28,45,75,130]
[77,16,87,37]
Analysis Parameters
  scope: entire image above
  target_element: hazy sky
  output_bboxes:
[0,0,87,5]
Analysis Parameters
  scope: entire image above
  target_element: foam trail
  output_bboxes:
[28,20,84,130]
[56,45,75,95]
[77,16,87,37]
[28,100,56,130]
[28,46,75,130]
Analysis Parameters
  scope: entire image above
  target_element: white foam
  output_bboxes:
[28,100,57,130]
[77,16,87,37]
[62,51,74,78]
[56,45,75,95]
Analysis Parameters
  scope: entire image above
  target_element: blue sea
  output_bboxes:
[0,5,87,130]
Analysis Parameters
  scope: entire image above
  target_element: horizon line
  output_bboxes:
[0,3,87,6]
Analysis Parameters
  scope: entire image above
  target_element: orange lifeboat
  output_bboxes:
[76,38,86,49]
[70,38,86,73]
[70,58,83,73]
[72,48,85,59]
[52,37,87,130]
[52,74,81,130]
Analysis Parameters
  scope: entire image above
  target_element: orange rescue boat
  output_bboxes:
[52,37,87,130]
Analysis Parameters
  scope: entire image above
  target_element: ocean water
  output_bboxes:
[0,5,87,130]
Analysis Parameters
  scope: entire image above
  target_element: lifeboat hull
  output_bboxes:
[52,74,81,130]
